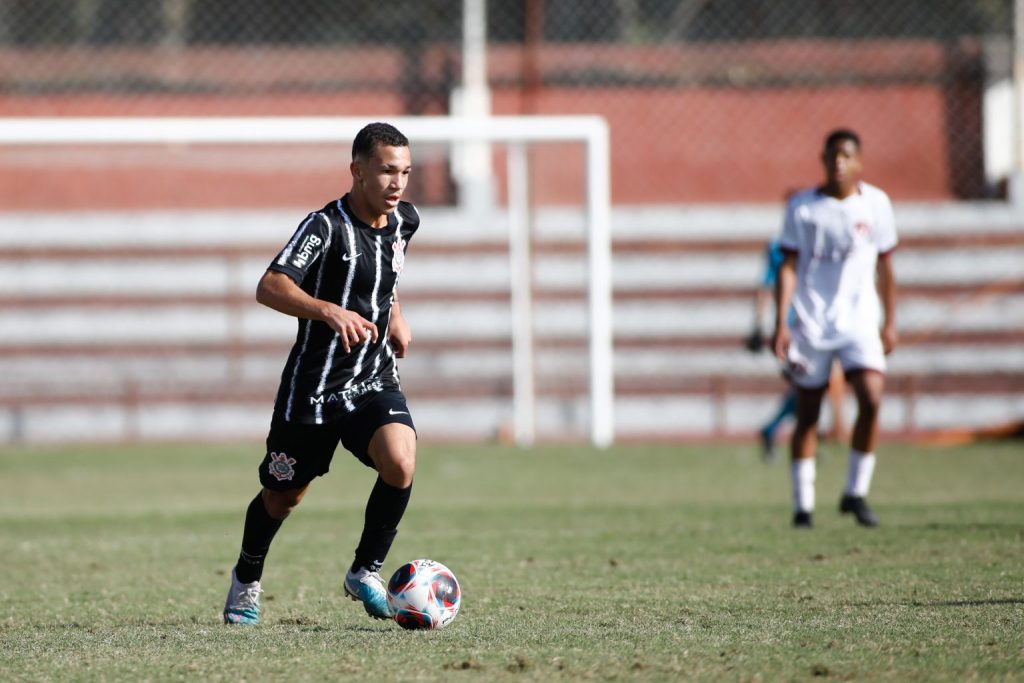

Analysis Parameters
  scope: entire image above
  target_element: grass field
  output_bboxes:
[1,439,1022,682]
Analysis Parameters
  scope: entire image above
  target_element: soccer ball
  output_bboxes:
[386,559,461,630]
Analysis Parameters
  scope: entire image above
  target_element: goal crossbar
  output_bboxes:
[0,115,605,145]
[0,115,614,447]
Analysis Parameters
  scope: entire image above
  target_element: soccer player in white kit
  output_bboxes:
[772,129,898,529]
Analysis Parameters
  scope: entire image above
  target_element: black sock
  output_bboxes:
[351,477,412,573]
[234,492,284,584]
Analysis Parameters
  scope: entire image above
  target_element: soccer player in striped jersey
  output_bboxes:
[772,129,898,529]
[224,122,420,624]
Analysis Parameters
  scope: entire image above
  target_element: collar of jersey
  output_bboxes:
[341,194,397,231]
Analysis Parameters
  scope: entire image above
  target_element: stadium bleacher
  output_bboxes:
[1,204,1021,444]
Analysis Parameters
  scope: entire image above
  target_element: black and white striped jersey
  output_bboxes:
[267,194,420,424]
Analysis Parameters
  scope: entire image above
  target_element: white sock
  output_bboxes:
[791,458,816,513]
[844,450,876,497]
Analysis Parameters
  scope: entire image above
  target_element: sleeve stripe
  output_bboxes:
[276,213,317,267]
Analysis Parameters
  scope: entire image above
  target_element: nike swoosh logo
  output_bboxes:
[388,409,409,416]
[342,252,362,261]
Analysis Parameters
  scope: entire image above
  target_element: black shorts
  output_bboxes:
[258,386,415,490]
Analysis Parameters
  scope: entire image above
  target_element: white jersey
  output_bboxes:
[779,181,897,349]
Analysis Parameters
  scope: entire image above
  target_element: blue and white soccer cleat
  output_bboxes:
[223,569,262,625]
[344,567,392,620]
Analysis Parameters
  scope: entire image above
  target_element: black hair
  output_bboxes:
[352,122,409,160]
[824,128,861,152]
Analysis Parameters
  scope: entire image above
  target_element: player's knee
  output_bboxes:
[369,423,416,487]
[795,411,820,430]
[857,391,882,419]
[794,400,823,428]
[261,487,304,520]
[378,447,416,488]
[851,382,884,417]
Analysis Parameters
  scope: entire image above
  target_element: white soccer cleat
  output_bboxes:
[223,569,262,625]
[344,567,392,620]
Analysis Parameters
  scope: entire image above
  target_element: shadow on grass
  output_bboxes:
[914,598,1024,608]
[273,618,387,633]
[849,598,1024,608]
[48,617,394,633]
[896,522,1024,533]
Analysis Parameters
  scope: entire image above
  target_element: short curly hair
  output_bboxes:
[824,128,861,152]
[352,122,409,161]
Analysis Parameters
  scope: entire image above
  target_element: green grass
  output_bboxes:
[1,439,1022,682]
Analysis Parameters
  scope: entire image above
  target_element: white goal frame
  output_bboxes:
[0,115,614,447]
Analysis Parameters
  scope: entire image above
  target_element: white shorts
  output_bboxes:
[785,331,886,389]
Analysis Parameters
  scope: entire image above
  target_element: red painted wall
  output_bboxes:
[0,40,977,209]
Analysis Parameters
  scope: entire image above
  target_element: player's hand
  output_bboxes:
[881,323,898,355]
[389,315,412,358]
[744,327,764,353]
[389,329,412,358]
[771,325,790,362]
[323,305,378,353]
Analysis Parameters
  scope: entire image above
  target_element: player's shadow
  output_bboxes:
[915,598,1024,607]
[272,617,384,633]
[898,521,1024,533]
[338,624,388,633]
[849,598,1024,608]
[278,622,385,633]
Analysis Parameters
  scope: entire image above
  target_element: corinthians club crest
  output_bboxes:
[267,451,296,481]
[392,236,406,274]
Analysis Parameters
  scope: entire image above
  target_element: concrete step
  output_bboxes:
[1,206,1021,443]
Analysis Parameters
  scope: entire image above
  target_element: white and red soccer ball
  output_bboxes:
[386,559,461,630]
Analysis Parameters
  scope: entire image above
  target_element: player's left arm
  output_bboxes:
[389,204,419,358]
[876,250,898,354]
[389,291,412,358]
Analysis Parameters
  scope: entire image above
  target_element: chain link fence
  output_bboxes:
[2,1,1022,444]
[0,0,1016,207]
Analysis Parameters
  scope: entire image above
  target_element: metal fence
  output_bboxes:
[0,0,1017,205]
[2,1,1022,445]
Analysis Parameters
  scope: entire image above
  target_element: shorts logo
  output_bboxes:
[268,451,297,482]
[310,377,383,406]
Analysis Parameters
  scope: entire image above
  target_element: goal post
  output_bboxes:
[0,115,614,447]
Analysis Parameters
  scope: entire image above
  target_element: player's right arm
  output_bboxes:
[256,270,378,353]
[771,250,798,361]
[262,211,378,352]
[773,198,802,361]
